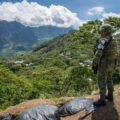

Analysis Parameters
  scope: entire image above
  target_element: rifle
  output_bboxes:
[92,40,99,74]
[92,64,98,74]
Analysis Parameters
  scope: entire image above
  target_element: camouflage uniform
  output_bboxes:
[93,24,117,100]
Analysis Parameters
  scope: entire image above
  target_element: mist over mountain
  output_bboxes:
[0,21,72,58]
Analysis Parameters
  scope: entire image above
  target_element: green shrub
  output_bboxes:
[0,65,32,110]
[113,67,120,84]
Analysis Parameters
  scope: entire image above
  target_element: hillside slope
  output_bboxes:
[0,18,120,116]
[0,85,120,120]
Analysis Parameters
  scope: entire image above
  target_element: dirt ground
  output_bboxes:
[0,86,120,120]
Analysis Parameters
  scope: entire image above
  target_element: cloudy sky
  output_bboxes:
[0,0,120,29]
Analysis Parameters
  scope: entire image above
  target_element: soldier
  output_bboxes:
[92,24,117,107]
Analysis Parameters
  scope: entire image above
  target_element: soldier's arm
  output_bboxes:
[93,50,103,66]
[92,39,107,66]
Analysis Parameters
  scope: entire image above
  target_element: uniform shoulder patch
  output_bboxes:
[98,44,104,50]
[97,39,107,50]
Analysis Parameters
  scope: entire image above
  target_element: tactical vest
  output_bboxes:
[102,37,117,60]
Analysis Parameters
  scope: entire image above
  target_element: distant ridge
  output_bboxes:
[0,21,72,58]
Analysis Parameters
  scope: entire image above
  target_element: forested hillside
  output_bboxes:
[0,17,120,110]
[0,21,71,58]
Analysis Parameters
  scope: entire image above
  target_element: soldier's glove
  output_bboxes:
[114,58,118,69]
[92,61,98,74]
[92,65,98,74]
[115,58,117,66]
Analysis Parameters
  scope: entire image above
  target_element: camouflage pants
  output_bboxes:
[97,58,115,100]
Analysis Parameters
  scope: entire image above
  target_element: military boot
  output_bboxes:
[93,99,106,107]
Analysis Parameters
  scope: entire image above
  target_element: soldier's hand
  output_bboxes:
[92,61,98,74]
[92,61,95,69]
[92,65,96,71]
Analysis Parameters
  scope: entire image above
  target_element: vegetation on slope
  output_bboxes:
[0,17,120,110]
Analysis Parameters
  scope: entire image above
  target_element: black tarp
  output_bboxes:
[58,96,97,118]
[0,113,12,120]
[14,104,60,120]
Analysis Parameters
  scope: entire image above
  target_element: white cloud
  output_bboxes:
[87,6,104,16]
[114,30,120,35]
[102,12,120,18]
[0,0,85,28]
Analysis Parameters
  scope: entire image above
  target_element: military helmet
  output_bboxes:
[100,24,113,33]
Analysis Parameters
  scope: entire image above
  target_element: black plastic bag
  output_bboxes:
[15,104,60,120]
[58,96,97,117]
[0,113,12,120]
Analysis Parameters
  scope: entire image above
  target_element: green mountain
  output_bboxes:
[0,21,72,58]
